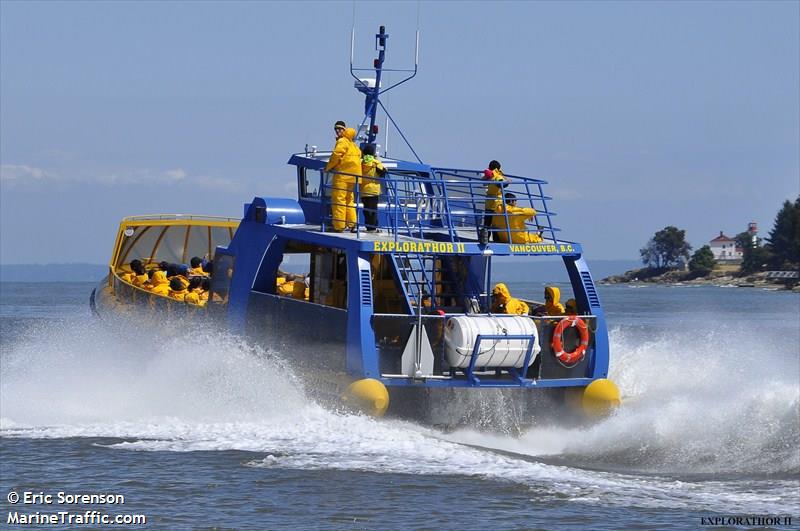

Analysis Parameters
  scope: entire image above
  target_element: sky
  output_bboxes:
[1,1,798,264]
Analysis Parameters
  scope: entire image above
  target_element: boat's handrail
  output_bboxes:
[314,166,562,244]
[122,214,240,224]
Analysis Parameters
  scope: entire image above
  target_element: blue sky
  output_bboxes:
[1,1,798,264]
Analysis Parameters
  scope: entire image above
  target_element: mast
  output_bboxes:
[350,25,420,159]
[366,26,387,145]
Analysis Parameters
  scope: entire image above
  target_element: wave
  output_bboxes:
[1,315,798,514]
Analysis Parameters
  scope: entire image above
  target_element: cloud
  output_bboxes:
[2,164,239,191]
[0,164,58,183]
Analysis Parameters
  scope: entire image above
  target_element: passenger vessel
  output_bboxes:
[92,26,620,425]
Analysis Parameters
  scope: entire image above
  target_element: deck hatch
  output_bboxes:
[360,269,373,306]
[580,271,600,307]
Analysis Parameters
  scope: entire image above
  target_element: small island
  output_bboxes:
[601,197,800,292]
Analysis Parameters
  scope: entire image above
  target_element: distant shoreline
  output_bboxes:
[601,267,799,291]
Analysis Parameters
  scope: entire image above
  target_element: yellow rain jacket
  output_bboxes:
[360,154,385,197]
[325,128,362,231]
[292,280,308,300]
[544,286,565,316]
[491,283,530,315]
[169,275,190,289]
[132,273,149,287]
[484,168,507,211]
[168,287,188,302]
[148,271,170,296]
[492,203,542,244]
[189,266,207,277]
[277,280,296,296]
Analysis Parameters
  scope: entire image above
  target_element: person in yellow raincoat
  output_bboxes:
[277,279,296,296]
[122,260,149,287]
[490,283,529,315]
[544,286,565,315]
[184,278,203,305]
[492,193,543,244]
[189,257,207,276]
[167,277,188,301]
[146,270,170,297]
[360,143,385,232]
[483,160,510,241]
[324,121,362,231]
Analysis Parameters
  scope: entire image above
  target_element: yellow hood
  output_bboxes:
[344,127,357,141]
[492,283,511,304]
[545,286,561,306]
[151,270,169,286]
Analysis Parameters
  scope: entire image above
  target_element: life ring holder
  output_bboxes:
[551,316,589,367]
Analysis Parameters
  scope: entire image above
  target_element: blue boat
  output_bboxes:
[93,26,620,425]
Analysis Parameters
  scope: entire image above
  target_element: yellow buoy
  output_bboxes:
[342,378,390,417]
[581,378,622,418]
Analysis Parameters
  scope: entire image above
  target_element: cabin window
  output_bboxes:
[311,248,347,309]
[263,240,347,309]
[299,167,323,198]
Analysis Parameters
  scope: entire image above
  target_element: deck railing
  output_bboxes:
[315,167,562,244]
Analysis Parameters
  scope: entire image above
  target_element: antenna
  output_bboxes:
[349,25,421,159]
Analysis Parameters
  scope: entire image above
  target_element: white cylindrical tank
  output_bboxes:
[443,315,540,369]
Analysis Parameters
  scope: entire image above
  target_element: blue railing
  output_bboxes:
[315,167,562,244]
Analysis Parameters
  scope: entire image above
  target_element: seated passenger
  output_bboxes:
[147,270,170,296]
[121,259,142,283]
[168,277,189,301]
[183,278,203,305]
[165,265,190,289]
[490,283,529,315]
[199,278,210,305]
[292,277,308,300]
[565,298,578,315]
[543,286,565,316]
[277,278,293,296]
[189,257,207,277]
[131,261,149,287]
[491,192,543,244]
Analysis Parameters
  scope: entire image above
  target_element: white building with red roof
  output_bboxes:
[709,231,741,261]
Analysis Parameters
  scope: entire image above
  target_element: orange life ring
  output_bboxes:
[552,316,589,366]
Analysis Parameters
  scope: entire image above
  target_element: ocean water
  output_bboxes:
[1,281,798,529]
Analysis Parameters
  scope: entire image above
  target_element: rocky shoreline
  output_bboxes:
[600,268,799,291]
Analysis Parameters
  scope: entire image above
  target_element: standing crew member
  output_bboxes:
[482,160,510,241]
[324,121,362,232]
[360,143,386,232]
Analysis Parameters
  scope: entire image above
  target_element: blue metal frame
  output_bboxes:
[211,25,611,394]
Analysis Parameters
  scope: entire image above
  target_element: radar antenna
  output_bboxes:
[349,25,422,162]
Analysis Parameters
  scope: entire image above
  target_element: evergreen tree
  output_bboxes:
[766,197,800,269]
[741,245,772,274]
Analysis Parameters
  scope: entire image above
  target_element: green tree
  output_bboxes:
[640,226,692,269]
[688,245,716,273]
[734,231,756,251]
[741,245,772,274]
[766,197,800,269]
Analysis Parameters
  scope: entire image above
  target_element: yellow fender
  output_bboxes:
[342,378,389,417]
[581,378,622,418]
